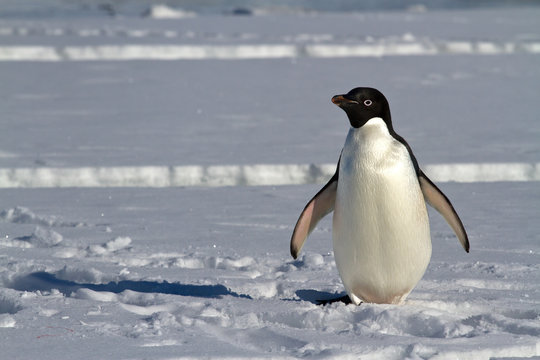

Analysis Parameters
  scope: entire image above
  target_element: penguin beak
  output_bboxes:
[331,95,358,107]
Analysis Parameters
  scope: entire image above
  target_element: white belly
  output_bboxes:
[332,119,432,305]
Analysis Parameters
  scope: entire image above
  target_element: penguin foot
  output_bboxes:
[316,295,353,306]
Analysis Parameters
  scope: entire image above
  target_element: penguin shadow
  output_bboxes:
[8,272,252,300]
[295,289,351,305]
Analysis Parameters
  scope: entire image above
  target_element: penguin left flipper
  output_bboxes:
[290,167,338,259]
[418,171,470,253]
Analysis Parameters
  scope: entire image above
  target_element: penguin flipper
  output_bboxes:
[418,171,470,252]
[290,170,338,259]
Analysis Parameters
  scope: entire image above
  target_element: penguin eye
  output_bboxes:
[364,100,373,106]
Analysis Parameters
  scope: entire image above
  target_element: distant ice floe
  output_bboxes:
[142,5,196,19]
[0,41,539,61]
[0,163,538,188]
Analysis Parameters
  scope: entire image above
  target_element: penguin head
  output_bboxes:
[332,87,392,129]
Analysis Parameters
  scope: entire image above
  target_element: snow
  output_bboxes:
[0,184,539,358]
[143,5,196,20]
[2,40,540,61]
[1,2,539,359]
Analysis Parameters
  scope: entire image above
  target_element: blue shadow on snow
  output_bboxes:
[295,289,348,304]
[10,272,251,300]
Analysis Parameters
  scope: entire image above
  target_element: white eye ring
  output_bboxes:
[364,100,373,106]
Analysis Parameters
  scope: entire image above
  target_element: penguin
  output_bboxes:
[290,87,469,305]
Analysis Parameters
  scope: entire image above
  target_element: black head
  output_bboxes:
[332,87,392,129]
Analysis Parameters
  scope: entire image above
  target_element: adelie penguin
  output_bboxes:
[290,87,469,306]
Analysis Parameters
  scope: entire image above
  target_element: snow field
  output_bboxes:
[1,182,539,358]
[3,55,539,169]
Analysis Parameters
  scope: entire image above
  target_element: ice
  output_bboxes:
[143,5,196,19]
[1,40,540,62]
[0,2,539,359]
[1,162,539,188]
[0,46,61,61]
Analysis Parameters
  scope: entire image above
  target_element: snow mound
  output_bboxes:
[143,5,195,19]
[0,315,16,328]
[75,288,118,302]
[56,266,106,284]
[0,206,84,227]
[0,293,22,315]
[12,226,64,248]
[88,237,132,255]
[119,252,258,272]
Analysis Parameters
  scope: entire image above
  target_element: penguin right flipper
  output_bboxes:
[418,171,470,253]
[290,168,338,259]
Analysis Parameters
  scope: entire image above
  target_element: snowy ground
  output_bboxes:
[1,3,539,359]
[1,183,539,359]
